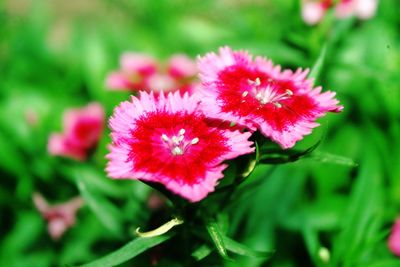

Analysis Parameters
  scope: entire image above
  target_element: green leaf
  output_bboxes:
[332,147,384,265]
[77,178,124,236]
[204,218,231,260]
[302,226,320,265]
[77,165,128,198]
[309,44,328,81]
[0,130,27,177]
[364,259,400,267]
[191,244,213,261]
[78,234,174,267]
[309,151,358,167]
[259,140,321,164]
[223,236,274,259]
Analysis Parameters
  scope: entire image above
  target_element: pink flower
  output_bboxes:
[105,53,199,95]
[301,0,332,25]
[301,0,378,25]
[48,103,105,161]
[106,91,254,202]
[33,193,84,240]
[389,218,400,256]
[197,47,343,149]
[336,0,378,19]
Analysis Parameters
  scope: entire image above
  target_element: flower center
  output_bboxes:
[160,128,199,156]
[242,77,293,108]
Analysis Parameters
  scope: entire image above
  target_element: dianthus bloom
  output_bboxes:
[301,0,378,25]
[197,46,343,149]
[106,92,254,202]
[48,103,105,161]
[33,193,84,240]
[106,53,198,95]
[388,218,400,256]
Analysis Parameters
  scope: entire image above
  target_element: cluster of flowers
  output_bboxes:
[301,0,378,25]
[40,46,400,258]
[106,46,343,202]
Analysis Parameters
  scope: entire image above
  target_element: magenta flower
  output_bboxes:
[105,53,198,95]
[301,0,378,25]
[106,91,254,202]
[33,193,84,240]
[389,218,400,256]
[48,102,105,161]
[197,47,343,149]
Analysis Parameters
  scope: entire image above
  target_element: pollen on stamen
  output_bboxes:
[191,137,199,144]
[274,102,282,108]
[248,77,261,86]
[242,91,248,97]
[161,134,169,142]
[172,146,184,155]
[285,89,293,96]
[172,136,180,144]
[179,128,185,135]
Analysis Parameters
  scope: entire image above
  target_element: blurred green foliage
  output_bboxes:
[1,0,400,266]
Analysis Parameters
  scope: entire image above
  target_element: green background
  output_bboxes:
[1,0,399,266]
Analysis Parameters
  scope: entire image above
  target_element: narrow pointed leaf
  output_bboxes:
[192,244,213,261]
[310,152,358,167]
[309,44,328,81]
[223,235,274,259]
[205,218,231,260]
[260,140,321,164]
[77,179,123,236]
[78,234,174,267]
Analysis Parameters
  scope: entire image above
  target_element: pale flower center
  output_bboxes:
[161,128,199,156]
[242,77,293,108]
[147,74,176,92]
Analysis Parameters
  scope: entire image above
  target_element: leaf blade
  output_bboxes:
[309,44,328,81]
[78,234,174,267]
[223,235,274,259]
[205,218,231,260]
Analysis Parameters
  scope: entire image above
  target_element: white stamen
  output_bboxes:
[242,91,248,97]
[248,77,261,86]
[285,89,293,96]
[172,136,180,144]
[161,130,199,156]
[274,102,282,108]
[161,134,169,142]
[172,147,183,155]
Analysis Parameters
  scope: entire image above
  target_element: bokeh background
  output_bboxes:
[1,0,400,266]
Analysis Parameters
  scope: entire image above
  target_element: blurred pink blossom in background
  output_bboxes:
[105,53,199,94]
[388,218,400,256]
[48,102,105,161]
[301,0,378,25]
[33,193,84,240]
